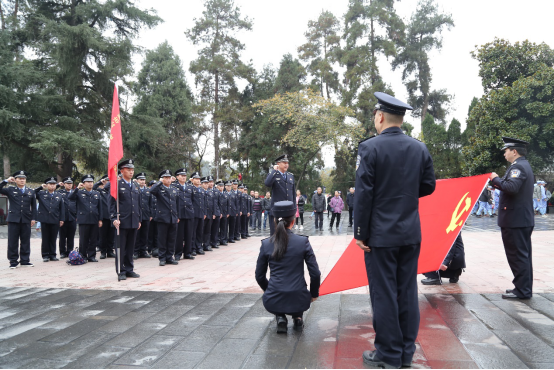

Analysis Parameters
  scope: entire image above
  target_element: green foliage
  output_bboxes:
[392,0,453,123]
[421,114,462,178]
[461,97,478,147]
[274,54,306,94]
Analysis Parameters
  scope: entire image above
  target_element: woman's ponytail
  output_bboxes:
[271,215,295,261]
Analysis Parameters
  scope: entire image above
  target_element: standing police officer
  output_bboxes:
[216,180,228,246]
[190,172,206,255]
[173,168,195,260]
[134,172,152,259]
[354,92,436,369]
[210,178,222,249]
[232,180,242,241]
[202,176,215,251]
[69,174,103,262]
[94,175,115,259]
[226,180,237,244]
[57,177,77,259]
[264,155,296,236]
[1,171,37,269]
[490,137,535,299]
[35,177,65,262]
[148,180,159,257]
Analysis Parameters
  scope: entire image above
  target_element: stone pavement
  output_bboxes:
[0,216,553,368]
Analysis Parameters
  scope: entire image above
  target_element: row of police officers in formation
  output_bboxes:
[1,160,265,280]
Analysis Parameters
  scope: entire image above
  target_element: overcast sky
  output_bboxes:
[131,0,554,165]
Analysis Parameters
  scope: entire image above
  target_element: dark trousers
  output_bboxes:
[348,208,353,226]
[99,218,115,254]
[175,218,194,257]
[235,213,241,238]
[118,228,137,273]
[7,221,31,265]
[252,211,261,229]
[240,214,248,236]
[330,212,341,227]
[365,244,421,368]
[246,215,251,233]
[203,217,213,247]
[59,220,76,255]
[219,216,228,243]
[314,212,324,229]
[268,310,303,319]
[78,224,99,259]
[296,213,304,226]
[41,223,59,258]
[501,226,534,298]
[194,217,204,250]
[157,222,177,261]
[135,219,150,255]
[210,216,220,246]
[148,220,158,253]
[228,216,236,241]
[424,268,462,280]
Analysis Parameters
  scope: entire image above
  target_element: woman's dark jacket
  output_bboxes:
[255,230,320,313]
[297,196,305,213]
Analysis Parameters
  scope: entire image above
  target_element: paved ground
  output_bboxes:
[0,216,553,368]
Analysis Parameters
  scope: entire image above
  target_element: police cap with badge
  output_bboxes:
[501,137,528,151]
[207,175,214,182]
[44,177,57,184]
[135,172,146,180]
[201,176,208,183]
[119,159,135,169]
[272,201,296,219]
[216,179,224,186]
[275,154,289,164]
[175,168,187,176]
[190,172,201,179]
[159,169,172,178]
[100,174,109,181]
[373,92,413,116]
[13,170,29,179]
[62,176,74,184]
[82,174,94,182]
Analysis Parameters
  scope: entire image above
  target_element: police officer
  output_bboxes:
[244,186,252,237]
[147,180,159,256]
[264,155,296,236]
[35,177,65,262]
[232,180,242,241]
[190,172,206,255]
[149,170,179,266]
[209,177,221,249]
[226,180,237,244]
[93,175,115,259]
[134,172,152,259]
[202,176,214,251]
[354,92,436,368]
[57,177,77,259]
[490,137,535,299]
[239,183,249,239]
[421,233,465,285]
[69,174,103,262]
[173,168,195,260]
[216,179,228,246]
[108,159,142,280]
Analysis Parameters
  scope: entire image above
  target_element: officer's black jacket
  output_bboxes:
[213,188,221,217]
[149,182,179,224]
[0,182,37,223]
[106,180,142,229]
[192,186,205,218]
[354,126,436,247]
[138,186,153,221]
[240,192,249,214]
[491,156,535,228]
[34,188,65,224]
[443,233,465,271]
[219,190,229,216]
[255,230,320,313]
[227,191,236,215]
[205,188,215,216]
[264,170,296,215]
[68,188,102,224]
[93,182,111,220]
[172,182,194,219]
[56,188,76,222]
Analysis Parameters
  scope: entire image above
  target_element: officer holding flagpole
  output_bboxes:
[264,155,296,236]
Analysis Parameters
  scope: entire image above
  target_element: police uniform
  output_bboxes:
[422,233,466,284]
[227,181,238,243]
[69,174,103,261]
[202,176,215,251]
[232,180,242,240]
[172,168,195,260]
[255,201,320,332]
[35,177,65,261]
[93,175,115,259]
[57,177,77,258]
[244,187,252,236]
[264,155,296,236]
[135,172,152,259]
[354,92,436,368]
[149,170,179,266]
[191,172,206,255]
[147,180,159,255]
[239,183,249,239]
[209,178,221,248]
[215,180,228,245]
[491,137,535,299]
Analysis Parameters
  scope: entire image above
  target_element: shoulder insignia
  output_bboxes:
[510,169,521,178]
[288,172,294,176]
[356,154,361,171]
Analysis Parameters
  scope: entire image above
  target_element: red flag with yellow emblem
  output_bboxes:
[108,84,123,199]
[319,174,491,295]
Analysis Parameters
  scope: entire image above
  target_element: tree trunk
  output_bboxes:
[3,151,10,179]
[296,148,320,191]
[214,70,220,179]
[370,0,376,85]
[421,93,429,123]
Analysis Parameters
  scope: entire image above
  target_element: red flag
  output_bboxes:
[319,174,490,295]
[238,173,242,181]
[108,85,123,199]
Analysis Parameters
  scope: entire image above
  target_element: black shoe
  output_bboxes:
[88,258,98,262]
[421,278,441,285]
[203,246,213,252]
[191,250,197,256]
[100,253,106,259]
[212,245,219,249]
[449,277,459,283]
[107,252,116,258]
[258,228,261,230]
[196,249,205,255]
[293,317,304,331]
[502,292,529,299]
[168,260,179,265]
[133,253,138,260]
[174,255,181,261]
[220,242,228,246]
[506,289,513,294]
[159,260,166,266]
[362,350,399,369]
[49,257,59,261]
[401,361,412,368]
[234,237,240,241]
[9,264,17,269]
[228,240,235,244]
[183,255,195,260]
[43,258,49,262]
[60,253,68,259]
[276,316,288,333]
[96,247,101,252]
[118,273,127,281]
[20,262,34,267]
[139,252,151,258]
[152,249,159,257]
[126,271,140,278]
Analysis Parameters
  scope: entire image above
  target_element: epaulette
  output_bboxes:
[261,236,271,242]
[359,135,376,144]
[288,172,294,176]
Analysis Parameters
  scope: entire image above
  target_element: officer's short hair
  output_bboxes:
[513,147,527,156]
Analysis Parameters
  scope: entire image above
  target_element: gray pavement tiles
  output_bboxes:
[0,289,554,368]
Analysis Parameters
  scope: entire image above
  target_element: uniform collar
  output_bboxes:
[380,126,403,135]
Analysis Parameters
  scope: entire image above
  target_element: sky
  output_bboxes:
[131,0,554,165]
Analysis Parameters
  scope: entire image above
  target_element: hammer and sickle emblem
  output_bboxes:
[446,192,471,234]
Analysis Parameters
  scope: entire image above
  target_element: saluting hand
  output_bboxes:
[273,165,278,171]
[356,239,371,253]
[7,176,15,183]
[41,184,47,189]
[78,183,84,189]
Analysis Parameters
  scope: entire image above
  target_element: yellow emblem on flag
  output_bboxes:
[446,192,471,234]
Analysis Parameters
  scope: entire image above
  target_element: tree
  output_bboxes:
[126,41,195,176]
[253,88,358,190]
[274,54,306,94]
[461,97,478,147]
[185,0,254,178]
[298,10,341,99]
[392,0,454,123]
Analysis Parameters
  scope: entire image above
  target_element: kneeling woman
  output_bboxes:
[255,201,321,333]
